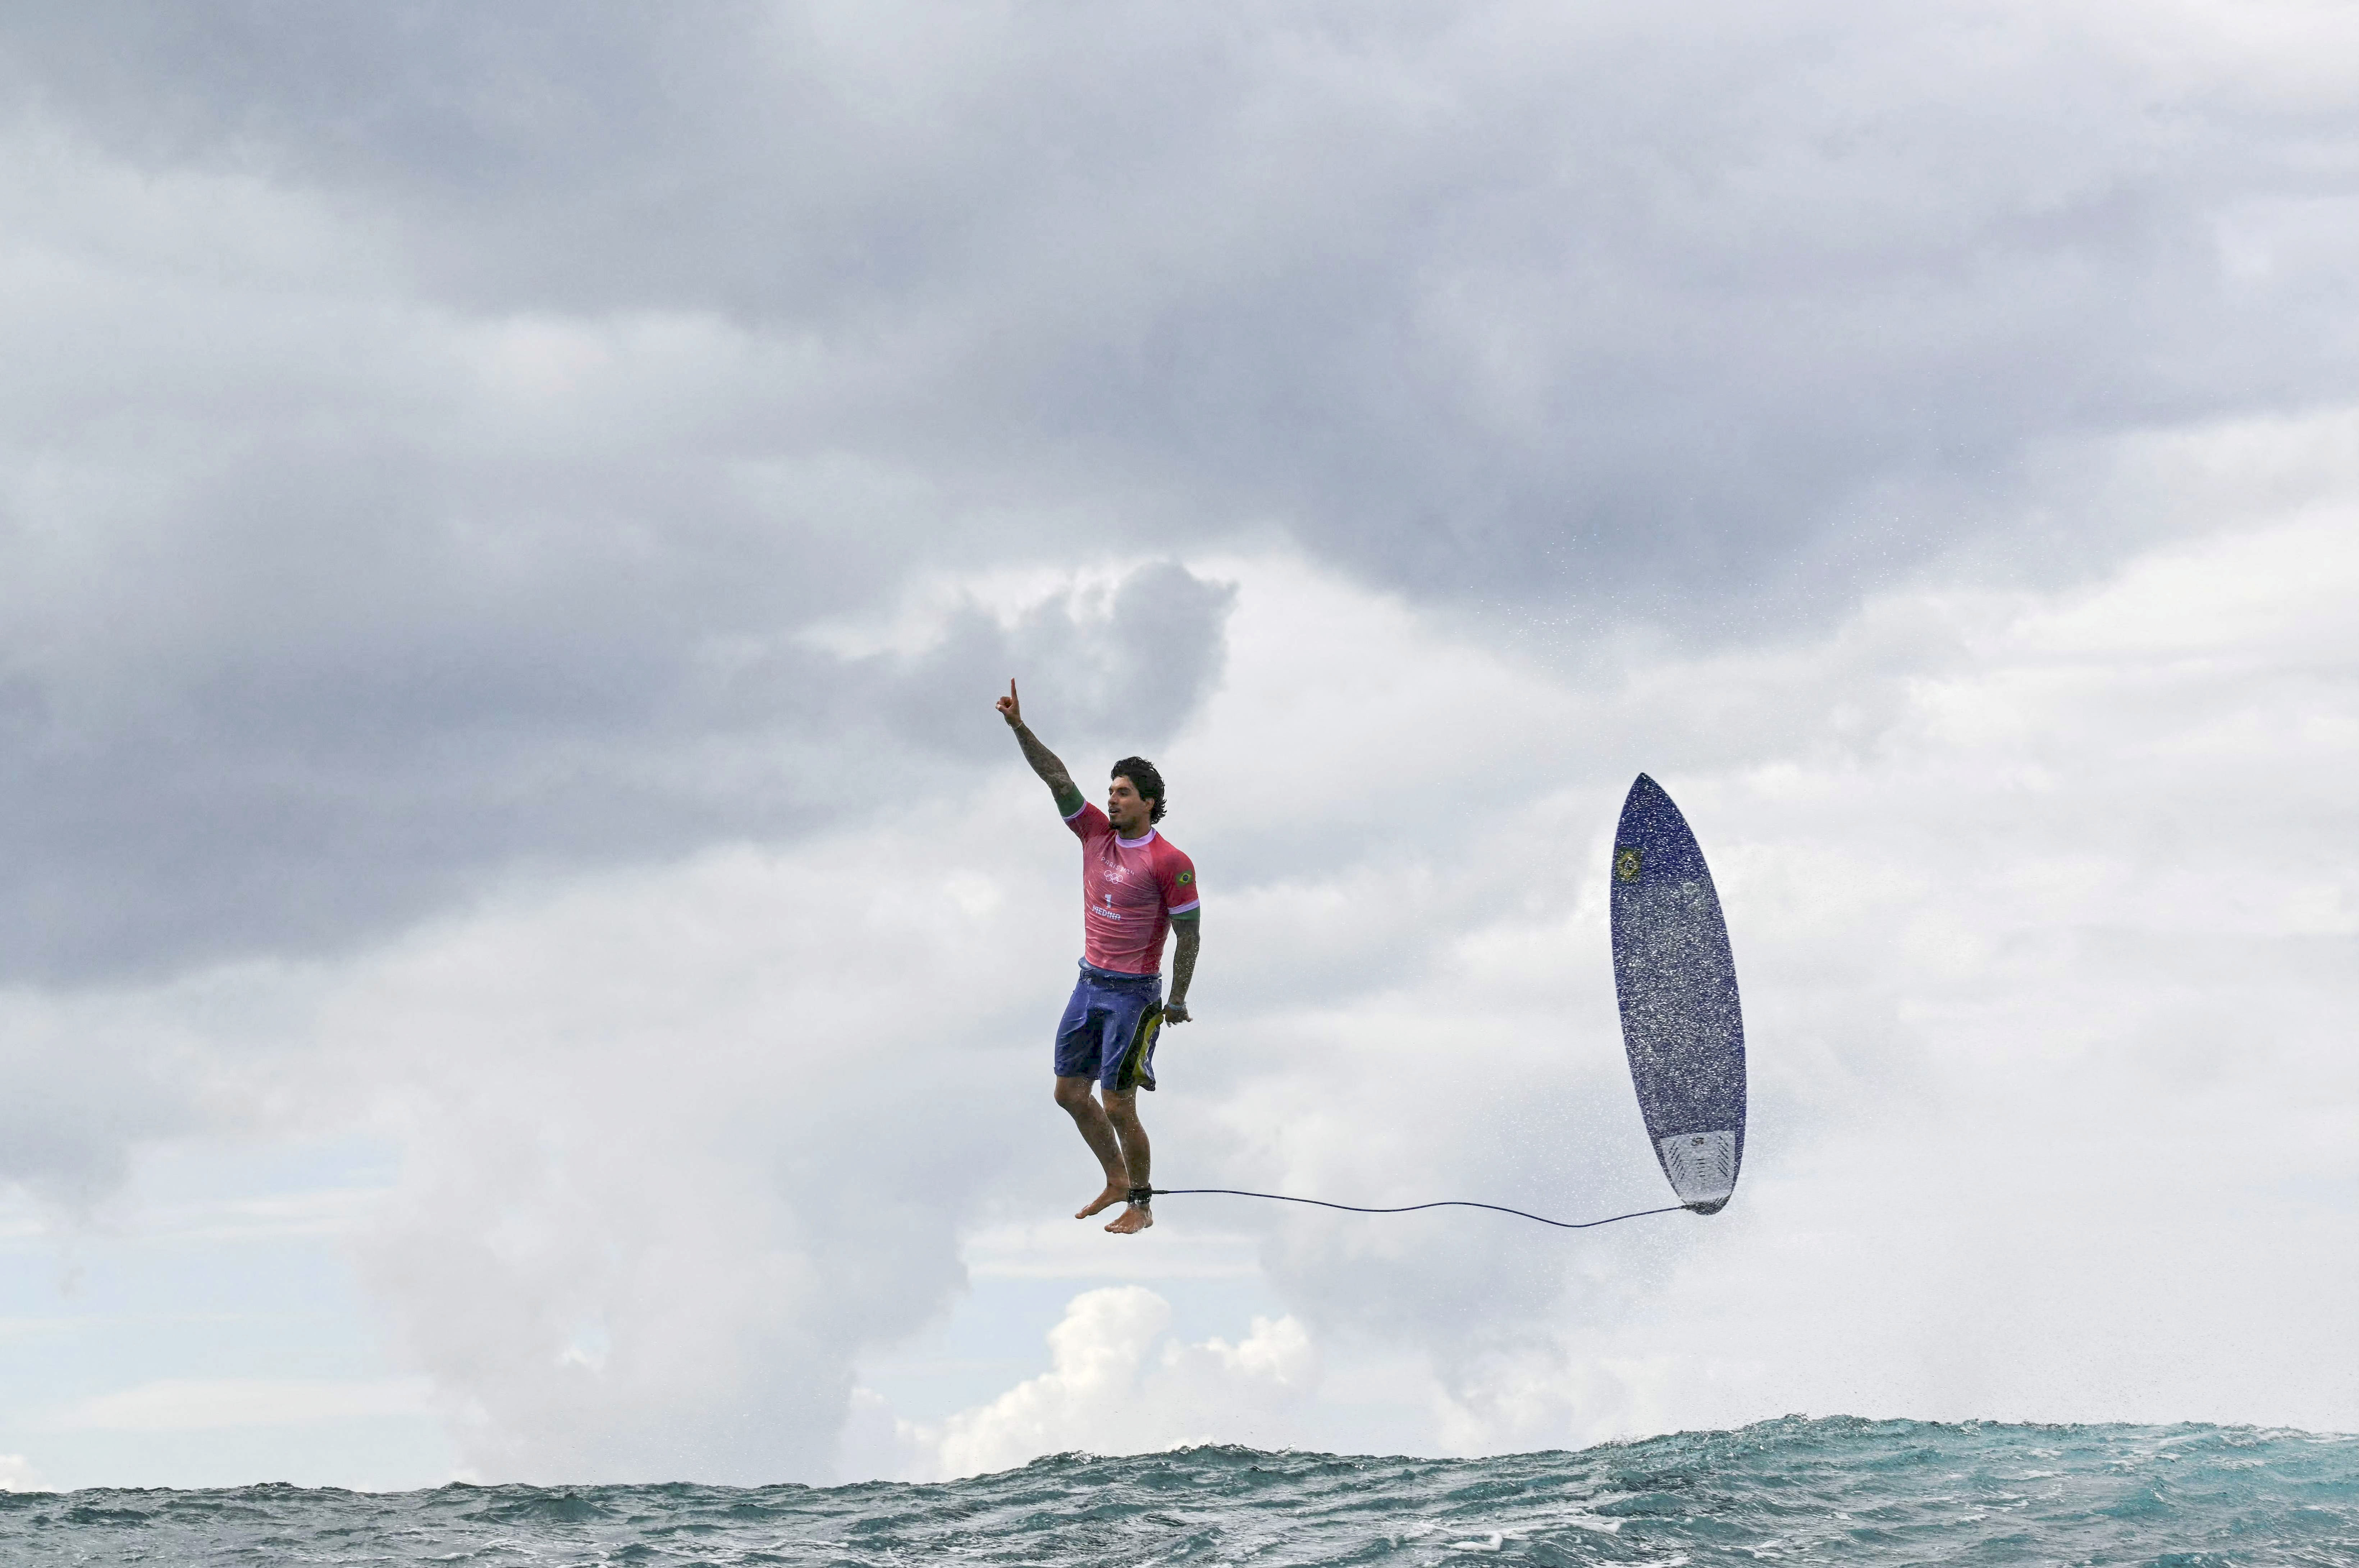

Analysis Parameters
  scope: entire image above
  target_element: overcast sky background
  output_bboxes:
[1,0,2354,1491]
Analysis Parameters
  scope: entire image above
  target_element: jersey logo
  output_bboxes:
[1614,847,1642,883]
[1177,870,1193,886]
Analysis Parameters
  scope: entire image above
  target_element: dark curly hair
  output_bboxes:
[1111,756,1167,824]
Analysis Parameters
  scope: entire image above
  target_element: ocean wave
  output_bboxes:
[2,1416,2352,1565]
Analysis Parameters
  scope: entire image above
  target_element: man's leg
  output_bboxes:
[1054,1075,1132,1218]
[1101,1088,1153,1234]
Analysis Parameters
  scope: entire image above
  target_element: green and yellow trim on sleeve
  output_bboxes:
[1054,783,1087,818]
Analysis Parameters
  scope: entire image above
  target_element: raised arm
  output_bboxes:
[996,679,1086,817]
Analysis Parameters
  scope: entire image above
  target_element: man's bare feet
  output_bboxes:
[1075,1181,1129,1219]
[1105,1203,1154,1235]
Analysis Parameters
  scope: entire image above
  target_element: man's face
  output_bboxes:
[1107,776,1154,836]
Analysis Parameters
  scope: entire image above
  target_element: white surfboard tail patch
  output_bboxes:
[1658,1130,1737,1208]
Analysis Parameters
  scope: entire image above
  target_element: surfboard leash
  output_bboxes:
[1146,1188,1688,1230]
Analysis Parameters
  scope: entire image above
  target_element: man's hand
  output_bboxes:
[1002,679,1082,808]
[1163,1002,1191,1026]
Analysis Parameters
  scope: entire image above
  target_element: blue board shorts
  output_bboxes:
[1054,961,1164,1094]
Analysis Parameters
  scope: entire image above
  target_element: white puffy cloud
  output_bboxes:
[389,416,2344,1471]
[900,1286,1317,1481]
[1093,411,2359,1454]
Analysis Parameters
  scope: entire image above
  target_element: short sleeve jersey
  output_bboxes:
[1063,801,1199,976]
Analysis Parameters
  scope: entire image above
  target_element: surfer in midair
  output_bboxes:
[997,679,1200,1235]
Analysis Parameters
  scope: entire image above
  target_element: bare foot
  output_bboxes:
[1105,1204,1154,1235]
[1075,1181,1129,1219]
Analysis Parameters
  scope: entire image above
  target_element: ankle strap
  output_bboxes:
[1127,1185,1153,1208]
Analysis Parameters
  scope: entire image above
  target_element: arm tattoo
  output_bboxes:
[1170,918,1199,1006]
[1011,722,1082,812]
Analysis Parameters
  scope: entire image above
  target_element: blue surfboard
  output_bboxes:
[1610,774,1746,1214]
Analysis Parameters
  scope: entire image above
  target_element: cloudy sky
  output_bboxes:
[1,0,2354,1491]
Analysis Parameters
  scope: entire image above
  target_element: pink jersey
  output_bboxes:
[1064,801,1199,976]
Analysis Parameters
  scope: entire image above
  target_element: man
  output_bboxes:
[996,679,1199,1236]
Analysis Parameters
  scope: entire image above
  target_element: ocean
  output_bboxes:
[4,1416,2351,1565]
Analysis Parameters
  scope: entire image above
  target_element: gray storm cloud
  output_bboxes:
[13,2,2355,604]
[0,547,1228,1200]
[6,0,2356,991]
[0,497,1229,988]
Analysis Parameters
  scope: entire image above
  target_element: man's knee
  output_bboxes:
[1052,1076,1096,1112]
[1102,1089,1140,1128]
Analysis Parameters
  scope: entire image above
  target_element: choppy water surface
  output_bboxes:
[4,1417,2353,1565]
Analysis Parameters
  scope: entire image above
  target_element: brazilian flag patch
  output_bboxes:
[1177,870,1193,886]
[1614,846,1643,883]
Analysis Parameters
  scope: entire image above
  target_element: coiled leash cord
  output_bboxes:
[1146,1188,1687,1230]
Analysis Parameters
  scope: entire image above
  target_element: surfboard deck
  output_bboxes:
[1610,774,1746,1214]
